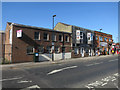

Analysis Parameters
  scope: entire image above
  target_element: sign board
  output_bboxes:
[17,30,22,37]
[76,30,80,41]
[87,33,93,41]
[76,30,80,36]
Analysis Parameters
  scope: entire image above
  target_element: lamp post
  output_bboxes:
[100,29,102,32]
[52,15,56,61]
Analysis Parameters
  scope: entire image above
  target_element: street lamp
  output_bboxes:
[53,15,56,30]
[52,15,56,61]
[100,29,102,32]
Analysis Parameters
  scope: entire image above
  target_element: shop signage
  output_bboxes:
[76,30,80,40]
[17,30,22,37]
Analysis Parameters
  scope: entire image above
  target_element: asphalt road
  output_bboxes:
[2,55,119,89]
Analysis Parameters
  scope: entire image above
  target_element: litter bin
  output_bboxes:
[34,53,39,62]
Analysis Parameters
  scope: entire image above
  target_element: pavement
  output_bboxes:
[1,54,118,70]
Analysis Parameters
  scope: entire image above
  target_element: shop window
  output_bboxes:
[38,46,44,54]
[55,46,60,53]
[44,33,49,41]
[34,32,40,40]
[74,48,79,54]
[46,46,52,53]
[65,36,69,42]
[27,46,34,54]
[59,35,63,42]
[52,34,56,41]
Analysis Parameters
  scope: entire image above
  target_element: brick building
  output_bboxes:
[54,22,95,58]
[94,31,113,55]
[0,31,5,63]
[4,22,72,63]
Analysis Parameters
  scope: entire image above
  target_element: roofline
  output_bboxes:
[94,31,112,36]
[7,22,71,34]
[58,22,95,32]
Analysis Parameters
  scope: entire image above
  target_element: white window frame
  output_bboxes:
[34,32,40,40]
[59,35,63,42]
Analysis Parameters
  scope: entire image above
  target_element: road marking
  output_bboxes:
[47,66,77,75]
[86,62,103,66]
[108,59,118,62]
[0,77,22,82]
[27,85,40,88]
[85,73,119,89]
[17,80,32,83]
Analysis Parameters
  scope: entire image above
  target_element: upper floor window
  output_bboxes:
[27,46,34,54]
[99,36,103,41]
[109,38,111,42]
[59,35,63,42]
[65,36,69,42]
[34,32,40,40]
[80,32,83,39]
[43,33,49,41]
[52,34,56,41]
[96,36,98,40]
[104,37,107,42]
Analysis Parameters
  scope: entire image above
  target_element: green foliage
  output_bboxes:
[2,58,10,64]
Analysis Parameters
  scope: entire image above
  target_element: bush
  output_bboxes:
[2,58,10,64]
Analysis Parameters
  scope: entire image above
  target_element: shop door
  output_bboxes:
[81,47,84,57]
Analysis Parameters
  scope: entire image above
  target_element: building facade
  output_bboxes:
[94,31,113,55]
[4,22,72,63]
[54,22,95,58]
[0,31,5,63]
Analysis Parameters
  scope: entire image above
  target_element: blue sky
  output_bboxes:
[2,2,118,42]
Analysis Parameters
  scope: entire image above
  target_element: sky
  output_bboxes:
[2,2,118,42]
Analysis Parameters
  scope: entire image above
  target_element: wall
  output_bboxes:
[10,24,71,63]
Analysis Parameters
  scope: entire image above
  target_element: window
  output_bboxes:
[55,46,60,53]
[104,38,107,42]
[96,36,98,40]
[38,46,44,54]
[80,32,83,39]
[59,35,63,42]
[52,34,56,41]
[74,48,79,54]
[27,46,34,54]
[46,46,52,53]
[109,39,111,42]
[65,36,69,42]
[44,33,49,41]
[34,32,40,40]
[100,36,103,41]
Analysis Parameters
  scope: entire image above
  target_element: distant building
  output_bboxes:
[94,31,113,55]
[0,31,5,63]
[54,22,95,58]
[4,22,72,63]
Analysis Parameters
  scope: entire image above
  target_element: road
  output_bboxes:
[2,55,119,89]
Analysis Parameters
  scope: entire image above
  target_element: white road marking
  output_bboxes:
[17,80,32,83]
[85,73,119,89]
[0,77,22,82]
[47,66,77,75]
[86,62,103,66]
[108,59,118,62]
[27,85,40,88]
